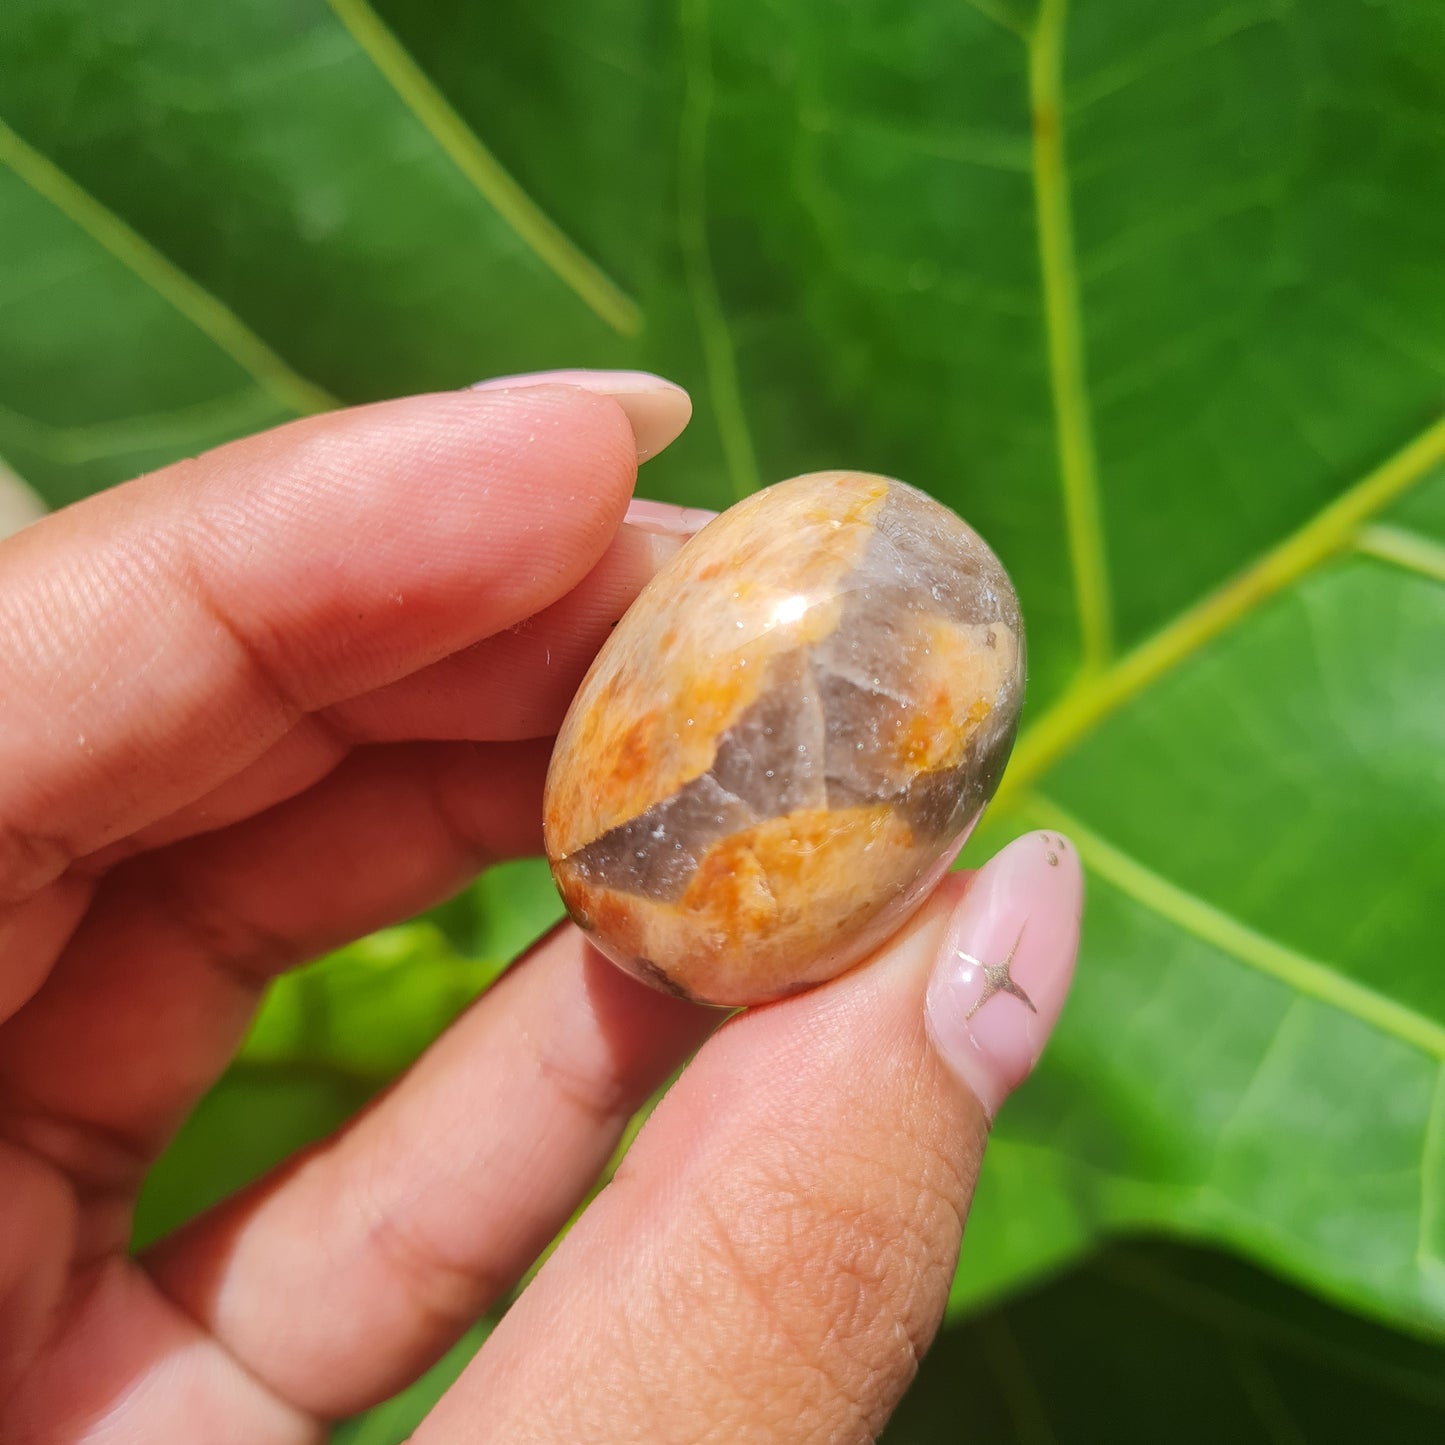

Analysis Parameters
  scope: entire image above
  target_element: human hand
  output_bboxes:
[0,373,1082,1442]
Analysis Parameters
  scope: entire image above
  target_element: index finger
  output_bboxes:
[0,383,675,905]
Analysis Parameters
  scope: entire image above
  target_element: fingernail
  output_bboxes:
[925,830,1083,1117]
[0,461,47,542]
[471,369,692,462]
[622,497,719,537]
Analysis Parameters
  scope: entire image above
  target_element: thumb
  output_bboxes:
[417,830,1082,1444]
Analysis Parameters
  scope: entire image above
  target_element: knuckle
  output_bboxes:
[419,744,502,868]
[171,521,306,724]
[531,1036,635,1134]
[353,1178,503,1339]
[673,1114,972,1439]
[133,851,294,988]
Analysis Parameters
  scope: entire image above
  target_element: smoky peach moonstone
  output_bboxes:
[543,471,1025,1006]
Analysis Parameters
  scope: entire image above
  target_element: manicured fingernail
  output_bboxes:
[925,830,1083,1117]
[0,461,47,541]
[471,369,692,462]
[622,498,719,537]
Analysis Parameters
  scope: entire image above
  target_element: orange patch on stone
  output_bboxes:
[882,617,1020,778]
[681,805,913,949]
[553,802,935,1005]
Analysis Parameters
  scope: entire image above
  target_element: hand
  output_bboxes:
[0,372,1082,1443]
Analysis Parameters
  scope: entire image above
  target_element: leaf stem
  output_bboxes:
[1025,794,1445,1060]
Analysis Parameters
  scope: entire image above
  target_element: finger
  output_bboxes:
[417,831,1083,1445]
[327,500,714,743]
[83,715,350,869]
[0,877,92,1025]
[0,1142,74,1403]
[0,1254,320,1445]
[0,738,552,1191]
[0,384,652,907]
[88,499,712,862]
[144,926,717,1418]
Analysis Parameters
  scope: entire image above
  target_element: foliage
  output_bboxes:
[3,0,1443,1434]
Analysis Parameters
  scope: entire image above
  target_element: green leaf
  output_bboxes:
[887,1242,1445,1444]
[6,0,1444,1364]
[236,858,561,1077]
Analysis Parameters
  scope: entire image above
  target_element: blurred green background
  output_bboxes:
[3,0,1444,1437]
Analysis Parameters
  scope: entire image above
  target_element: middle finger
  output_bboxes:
[143,924,715,1419]
[0,737,552,1206]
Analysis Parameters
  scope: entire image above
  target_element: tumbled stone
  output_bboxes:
[543,471,1025,1006]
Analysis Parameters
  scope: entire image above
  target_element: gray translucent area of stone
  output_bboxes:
[810,597,915,808]
[893,762,974,837]
[866,482,1021,631]
[566,772,756,901]
[709,648,828,815]
[816,671,907,808]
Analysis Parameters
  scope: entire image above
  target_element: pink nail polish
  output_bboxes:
[925,830,1083,1116]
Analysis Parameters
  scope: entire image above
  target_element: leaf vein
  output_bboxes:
[1097,1252,1445,1406]
[0,391,283,465]
[976,1317,1059,1445]
[1028,0,1114,672]
[678,0,761,501]
[1025,794,1445,1060]
[1001,412,1445,801]
[1230,1344,1310,1445]
[1067,1,1287,113]
[960,0,1030,42]
[0,116,335,418]
[1419,1064,1445,1275]
[1357,524,1445,586]
[324,0,641,336]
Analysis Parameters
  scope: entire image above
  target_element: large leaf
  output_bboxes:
[4,0,1443,1390]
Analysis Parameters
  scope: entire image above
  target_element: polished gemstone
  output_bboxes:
[544,471,1025,1006]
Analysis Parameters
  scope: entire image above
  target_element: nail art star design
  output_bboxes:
[962,925,1037,1022]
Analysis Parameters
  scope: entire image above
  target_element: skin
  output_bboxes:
[0,384,1077,1442]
